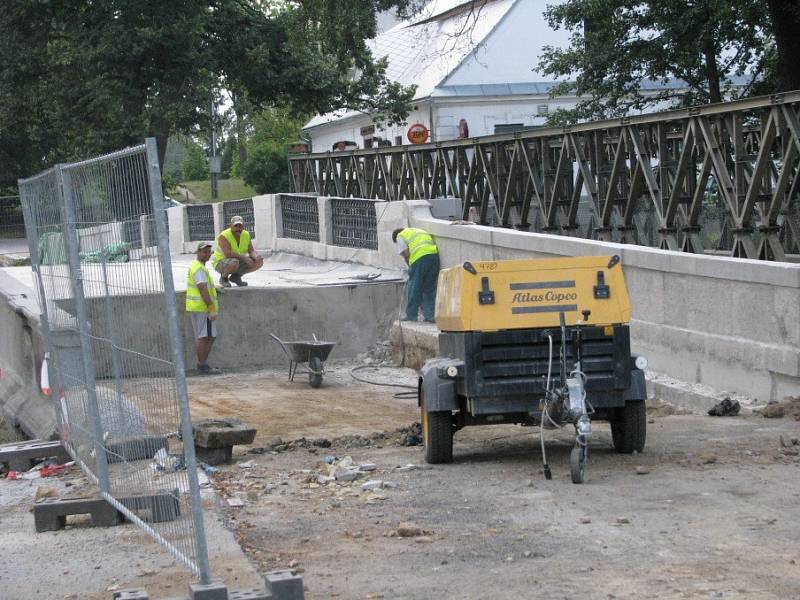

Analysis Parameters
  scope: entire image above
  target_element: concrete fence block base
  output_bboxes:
[189,579,230,600]
[265,570,304,600]
[0,439,70,471]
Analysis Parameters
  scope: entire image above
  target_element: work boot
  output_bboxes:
[219,275,231,288]
[197,364,222,375]
[229,273,248,287]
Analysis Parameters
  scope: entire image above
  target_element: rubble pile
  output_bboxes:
[249,423,423,456]
[759,396,800,420]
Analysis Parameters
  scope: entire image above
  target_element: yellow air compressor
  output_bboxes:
[418,255,648,483]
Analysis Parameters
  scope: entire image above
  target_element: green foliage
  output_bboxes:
[171,178,256,204]
[538,0,775,123]
[241,107,307,194]
[181,142,209,182]
[242,142,292,195]
[0,1,418,187]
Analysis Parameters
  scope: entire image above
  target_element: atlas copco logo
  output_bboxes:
[512,290,578,303]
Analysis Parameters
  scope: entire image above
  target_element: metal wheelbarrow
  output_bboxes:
[270,333,337,388]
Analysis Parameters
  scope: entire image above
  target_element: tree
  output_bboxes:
[765,0,800,92]
[538,0,773,123]
[241,107,307,194]
[181,141,210,182]
[0,0,419,188]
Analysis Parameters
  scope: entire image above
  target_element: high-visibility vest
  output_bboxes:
[211,227,251,269]
[398,228,438,265]
[186,260,218,313]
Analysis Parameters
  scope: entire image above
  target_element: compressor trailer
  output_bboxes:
[419,255,648,483]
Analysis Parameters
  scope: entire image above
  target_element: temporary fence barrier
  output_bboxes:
[18,139,212,583]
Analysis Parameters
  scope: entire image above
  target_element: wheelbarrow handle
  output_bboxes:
[270,333,292,359]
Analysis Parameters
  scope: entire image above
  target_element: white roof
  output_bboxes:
[304,0,516,129]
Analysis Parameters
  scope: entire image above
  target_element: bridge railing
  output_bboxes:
[289,91,800,261]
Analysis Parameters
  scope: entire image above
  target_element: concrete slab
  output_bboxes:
[0,251,404,299]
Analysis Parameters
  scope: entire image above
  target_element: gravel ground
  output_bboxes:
[210,395,800,600]
[2,366,798,600]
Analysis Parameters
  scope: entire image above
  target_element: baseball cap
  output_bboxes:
[230,215,244,226]
[196,242,212,252]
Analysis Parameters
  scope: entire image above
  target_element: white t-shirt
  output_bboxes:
[193,267,209,286]
[395,237,408,254]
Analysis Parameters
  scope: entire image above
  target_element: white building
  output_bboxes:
[304,0,572,152]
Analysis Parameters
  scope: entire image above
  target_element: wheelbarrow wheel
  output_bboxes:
[308,356,323,388]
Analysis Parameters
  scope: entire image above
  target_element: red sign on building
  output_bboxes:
[407,123,429,144]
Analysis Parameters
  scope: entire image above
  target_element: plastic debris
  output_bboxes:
[151,448,185,472]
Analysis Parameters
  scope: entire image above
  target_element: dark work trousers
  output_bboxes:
[406,252,440,321]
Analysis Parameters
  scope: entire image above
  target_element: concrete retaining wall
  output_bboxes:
[0,272,58,439]
[79,282,404,374]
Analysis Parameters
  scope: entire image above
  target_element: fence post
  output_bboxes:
[18,183,69,447]
[144,138,213,585]
[57,165,112,494]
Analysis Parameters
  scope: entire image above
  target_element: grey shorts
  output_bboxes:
[190,313,217,339]
[214,258,243,274]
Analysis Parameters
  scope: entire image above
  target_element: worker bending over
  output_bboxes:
[392,227,440,323]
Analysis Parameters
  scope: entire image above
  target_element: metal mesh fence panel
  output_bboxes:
[187,204,215,241]
[18,140,211,583]
[330,198,378,249]
[279,194,320,241]
[0,195,25,238]
[222,198,255,239]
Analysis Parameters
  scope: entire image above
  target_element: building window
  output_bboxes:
[537,104,549,116]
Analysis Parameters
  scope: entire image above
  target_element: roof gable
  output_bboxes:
[304,0,516,130]
[442,0,569,86]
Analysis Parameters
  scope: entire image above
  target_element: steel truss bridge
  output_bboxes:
[289,91,800,261]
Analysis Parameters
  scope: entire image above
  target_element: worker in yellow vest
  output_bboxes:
[187,242,221,375]
[211,215,264,287]
[392,227,440,323]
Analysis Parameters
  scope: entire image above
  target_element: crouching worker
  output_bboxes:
[187,242,221,375]
[392,227,440,323]
[211,215,263,287]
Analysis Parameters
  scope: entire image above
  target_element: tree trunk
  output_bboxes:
[766,0,800,91]
[702,36,722,103]
[237,111,247,169]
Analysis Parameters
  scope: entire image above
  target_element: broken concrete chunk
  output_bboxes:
[333,467,362,482]
[360,480,384,491]
[397,522,422,537]
[761,403,785,419]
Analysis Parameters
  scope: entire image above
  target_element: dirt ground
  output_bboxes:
[184,366,800,600]
[3,366,799,600]
[185,362,420,442]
